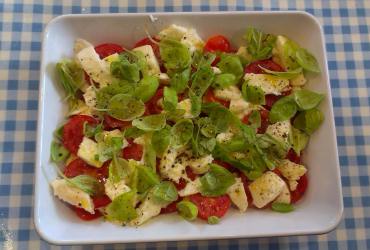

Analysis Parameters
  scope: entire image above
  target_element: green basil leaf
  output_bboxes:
[293,89,324,110]
[171,119,194,148]
[163,87,178,111]
[192,51,216,69]
[189,92,202,118]
[170,68,190,93]
[144,142,157,172]
[242,82,266,105]
[207,216,220,225]
[55,60,84,101]
[293,108,324,135]
[166,109,186,122]
[243,27,276,61]
[217,55,243,84]
[152,125,171,157]
[269,96,297,123]
[67,175,104,196]
[50,141,69,162]
[123,127,146,139]
[133,75,159,102]
[190,64,215,97]
[108,156,133,184]
[197,117,217,138]
[132,113,166,132]
[289,127,309,156]
[54,125,64,141]
[176,200,198,221]
[160,39,191,72]
[271,202,294,213]
[105,190,137,223]
[212,73,237,89]
[96,80,134,109]
[295,48,320,73]
[108,94,145,121]
[221,135,249,152]
[243,169,263,181]
[152,181,178,205]
[275,36,301,71]
[200,164,236,197]
[248,110,261,129]
[259,66,303,79]
[202,103,233,133]
[134,165,160,194]
[83,122,103,138]
[110,54,140,83]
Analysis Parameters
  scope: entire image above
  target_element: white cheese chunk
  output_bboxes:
[244,73,290,95]
[216,131,234,143]
[186,154,213,174]
[180,28,204,54]
[178,178,201,197]
[158,24,188,40]
[227,178,248,212]
[104,179,131,201]
[212,67,221,74]
[277,159,307,191]
[74,39,93,55]
[77,137,103,168]
[266,120,291,143]
[129,195,162,226]
[274,181,291,204]
[83,86,97,108]
[133,45,161,75]
[229,98,253,119]
[177,98,193,119]
[157,73,170,85]
[248,171,285,208]
[76,46,114,88]
[213,85,242,101]
[159,149,185,183]
[51,179,95,214]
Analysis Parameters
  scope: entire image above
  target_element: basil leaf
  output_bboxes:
[123,127,145,139]
[217,54,243,84]
[166,109,186,122]
[171,119,194,148]
[259,66,303,79]
[96,80,134,109]
[202,103,233,133]
[170,68,190,93]
[152,125,171,157]
[243,169,263,181]
[190,64,215,97]
[176,200,198,221]
[248,110,261,129]
[208,216,220,225]
[152,181,178,205]
[133,75,159,102]
[243,27,276,61]
[144,142,157,172]
[189,92,202,118]
[293,89,324,110]
[108,156,133,184]
[295,48,320,73]
[221,135,249,152]
[212,73,236,89]
[67,175,104,196]
[133,165,160,194]
[293,108,324,135]
[269,96,297,123]
[289,127,309,156]
[200,164,236,197]
[132,113,166,132]
[83,122,103,138]
[110,54,140,83]
[105,190,137,223]
[55,60,84,103]
[50,141,69,162]
[197,117,217,138]
[163,87,178,111]
[242,82,266,105]
[271,202,294,213]
[54,125,64,141]
[108,94,145,121]
[160,39,191,72]
[192,51,216,69]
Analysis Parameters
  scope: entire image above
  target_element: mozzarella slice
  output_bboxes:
[157,73,170,85]
[244,73,290,95]
[77,137,103,168]
[129,195,162,226]
[274,181,291,204]
[177,99,193,119]
[229,98,253,119]
[178,178,201,197]
[68,100,94,116]
[76,46,114,88]
[248,171,285,208]
[83,86,97,108]
[104,179,131,201]
[266,120,291,143]
[133,45,161,76]
[180,28,204,54]
[186,154,213,174]
[216,131,234,143]
[212,67,221,74]
[213,85,242,101]
[227,178,248,212]
[158,24,188,40]
[277,159,307,191]
[51,179,95,214]
[159,149,186,183]
[74,39,93,55]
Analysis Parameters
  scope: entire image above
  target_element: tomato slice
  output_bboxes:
[204,35,231,53]
[145,88,164,115]
[121,139,143,161]
[160,197,182,214]
[188,194,231,220]
[63,158,109,182]
[103,114,132,130]
[203,89,230,108]
[212,159,237,172]
[94,43,124,59]
[286,149,301,164]
[93,195,111,208]
[239,173,254,205]
[290,174,308,203]
[62,115,98,154]
[244,59,284,74]
[72,206,103,221]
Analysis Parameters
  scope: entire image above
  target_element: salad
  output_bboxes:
[50,24,324,226]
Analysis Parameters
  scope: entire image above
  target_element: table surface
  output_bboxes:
[1,0,369,249]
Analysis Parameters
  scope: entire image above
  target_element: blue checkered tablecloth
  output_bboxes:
[0,0,369,249]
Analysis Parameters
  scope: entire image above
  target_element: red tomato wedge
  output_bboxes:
[189,194,231,220]
[203,89,230,108]
[291,174,308,203]
[62,115,98,154]
[244,59,284,74]
[72,206,103,221]
[204,35,231,53]
[286,149,301,164]
[121,139,143,161]
[93,195,112,208]
[145,88,164,115]
[63,158,109,182]
[160,197,183,214]
[94,43,124,59]
[103,114,132,130]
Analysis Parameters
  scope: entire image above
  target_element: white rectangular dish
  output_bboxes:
[35,11,343,244]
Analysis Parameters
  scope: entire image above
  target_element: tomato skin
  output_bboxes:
[188,194,231,220]
[212,159,236,172]
[62,115,98,154]
[239,173,254,205]
[94,43,124,59]
[264,94,281,110]
[244,59,284,74]
[204,35,231,53]
[203,89,230,108]
[174,167,197,190]
[121,139,143,161]
[63,158,109,182]
[145,88,164,115]
[290,174,308,203]
[160,197,183,214]
[243,109,269,134]
[286,149,301,164]
[93,195,111,208]
[72,206,103,221]
[103,114,132,130]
